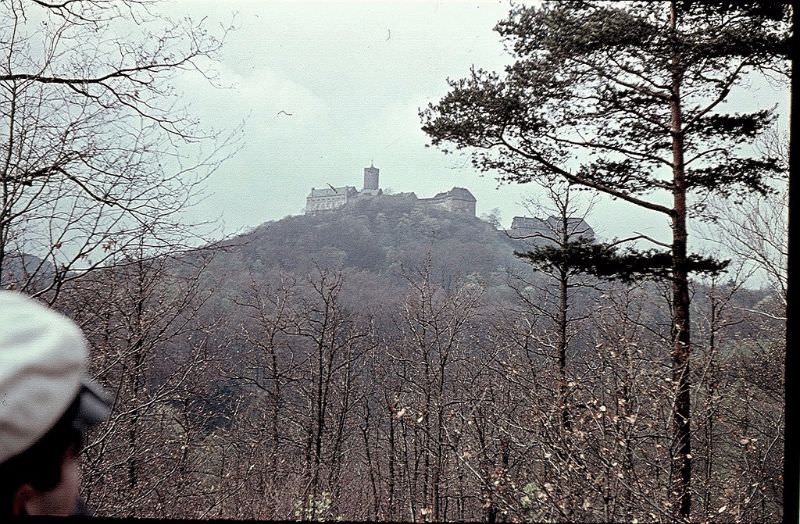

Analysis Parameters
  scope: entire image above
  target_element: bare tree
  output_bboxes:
[511,182,596,433]
[61,242,220,517]
[421,4,790,516]
[0,0,233,303]
[702,126,788,320]
[287,268,373,520]
[384,257,485,521]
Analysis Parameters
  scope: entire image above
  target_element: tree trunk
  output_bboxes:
[669,1,692,518]
[558,268,571,433]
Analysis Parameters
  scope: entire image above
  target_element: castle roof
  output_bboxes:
[428,187,476,202]
[309,186,357,198]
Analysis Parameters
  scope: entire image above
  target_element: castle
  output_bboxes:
[305,164,477,216]
[305,165,595,242]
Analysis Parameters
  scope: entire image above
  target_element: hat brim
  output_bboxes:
[71,380,111,433]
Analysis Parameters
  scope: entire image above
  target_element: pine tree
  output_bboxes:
[421,1,791,518]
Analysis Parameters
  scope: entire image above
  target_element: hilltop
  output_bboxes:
[212,194,529,290]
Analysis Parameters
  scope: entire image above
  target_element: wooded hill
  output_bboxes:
[58,193,784,521]
[213,195,529,286]
[2,0,787,520]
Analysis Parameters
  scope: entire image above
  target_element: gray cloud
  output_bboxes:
[164,0,787,251]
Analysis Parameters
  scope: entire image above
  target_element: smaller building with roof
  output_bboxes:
[508,216,595,244]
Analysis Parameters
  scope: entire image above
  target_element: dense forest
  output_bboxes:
[0,0,789,521]
[51,196,784,521]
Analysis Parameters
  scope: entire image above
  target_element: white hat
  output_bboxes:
[0,291,110,463]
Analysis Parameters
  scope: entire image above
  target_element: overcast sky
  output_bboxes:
[163,0,789,249]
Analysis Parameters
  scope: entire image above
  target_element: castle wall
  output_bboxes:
[306,194,349,213]
[445,198,476,216]
[508,216,594,243]
[419,197,475,216]
[417,187,476,216]
[305,186,358,214]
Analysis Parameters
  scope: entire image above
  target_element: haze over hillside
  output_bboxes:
[211,194,532,292]
[0,0,787,520]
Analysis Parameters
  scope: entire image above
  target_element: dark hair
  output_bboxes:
[0,393,83,515]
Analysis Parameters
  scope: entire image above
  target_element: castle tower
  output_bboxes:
[363,163,379,192]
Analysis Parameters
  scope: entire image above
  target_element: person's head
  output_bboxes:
[0,291,110,516]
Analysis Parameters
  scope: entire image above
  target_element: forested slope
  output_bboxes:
[63,197,785,521]
[215,195,527,284]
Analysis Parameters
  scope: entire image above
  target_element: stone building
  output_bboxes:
[305,164,382,214]
[305,185,360,213]
[418,187,477,216]
[509,216,594,244]
[305,165,477,217]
